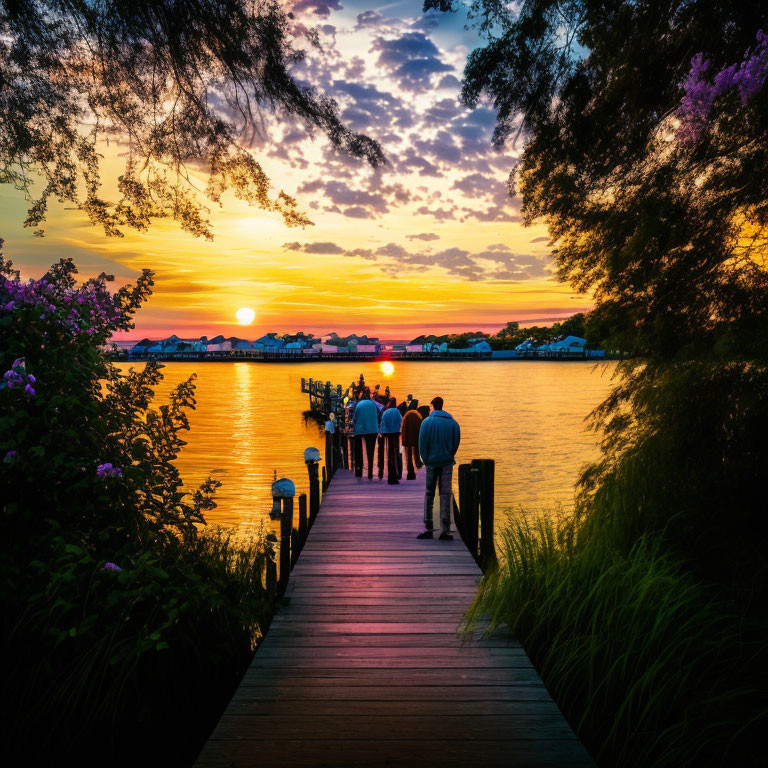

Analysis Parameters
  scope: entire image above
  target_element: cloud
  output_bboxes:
[530,236,550,243]
[283,241,344,254]
[372,31,454,90]
[487,243,511,251]
[355,10,386,29]
[406,232,440,241]
[290,1,343,19]
[340,240,553,282]
[342,206,375,219]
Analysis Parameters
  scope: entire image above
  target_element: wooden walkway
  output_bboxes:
[195,469,594,767]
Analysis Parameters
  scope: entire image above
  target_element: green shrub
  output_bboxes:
[467,513,768,767]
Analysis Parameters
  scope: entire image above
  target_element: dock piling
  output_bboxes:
[307,458,320,525]
[265,532,277,597]
[298,493,308,549]
[474,458,497,570]
[278,495,294,595]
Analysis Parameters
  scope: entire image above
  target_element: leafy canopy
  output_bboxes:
[0,0,384,238]
[431,1,768,575]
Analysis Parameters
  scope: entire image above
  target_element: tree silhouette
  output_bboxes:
[431,1,768,576]
[0,1,384,238]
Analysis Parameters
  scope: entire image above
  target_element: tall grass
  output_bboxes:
[3,526,275,766]
[466,513,767,767]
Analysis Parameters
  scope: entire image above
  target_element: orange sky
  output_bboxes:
[0,2,591,341]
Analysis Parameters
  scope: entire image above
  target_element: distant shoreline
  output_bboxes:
[112,354,617,363]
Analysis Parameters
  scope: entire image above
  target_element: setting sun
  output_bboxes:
[379,361,395,376]
[235,307,255,325]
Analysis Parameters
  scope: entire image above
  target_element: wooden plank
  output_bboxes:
[225,699,562,716]
[196,740,594,768]
[229,685,556,703]
[237,669,545,686]
[210,714,579,741]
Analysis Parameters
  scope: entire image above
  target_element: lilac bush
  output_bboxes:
[0,237,219,554]
[677,30,768,143]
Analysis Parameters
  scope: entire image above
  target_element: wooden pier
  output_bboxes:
[195,469,594,767]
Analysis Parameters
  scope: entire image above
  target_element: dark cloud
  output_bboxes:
[452,172,506,198]
[355,10,386,29]
[342,206,375,219]
[487,243,511,251]
[372,32,453,90]
[324,180,388,212]
[395,57,452,83]
[373,32,442,66]
[438,74,461,89]
[291,1,342,19]
[530,236,550,243]
[416,205,456,221]
[406,232,440,241]
[461,205,521,223]
[283,241,344,254]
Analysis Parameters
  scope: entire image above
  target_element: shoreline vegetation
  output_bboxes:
[0,250,278,765]
[467,512,767,767]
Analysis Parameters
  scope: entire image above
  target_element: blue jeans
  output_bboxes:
[424,464,453,533]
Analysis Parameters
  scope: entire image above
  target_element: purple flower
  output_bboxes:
[97,463,122,478]
[3,450,18,463]
[677,30,768,143]
[104,562,123,572]
[24,384,35,397]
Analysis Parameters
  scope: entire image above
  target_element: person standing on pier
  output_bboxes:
[324,413,335,475]
[379,398,403,485]
[417,397,461,540]
[353,390,378,479]
[401,400,423,480]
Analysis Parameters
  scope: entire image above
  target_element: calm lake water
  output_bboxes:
[117,360,616,536]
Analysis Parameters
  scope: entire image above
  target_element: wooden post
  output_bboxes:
[308,460,320,525]
[322,464,328,491]
[291,528,299,568]
[473,459,496,571]
[467,467,481,563]
[457,463,472,544]
[278,496,294,595]
[266,532,278,598]
[298,493,308,549]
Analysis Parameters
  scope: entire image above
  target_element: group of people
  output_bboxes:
[327,375,461,541]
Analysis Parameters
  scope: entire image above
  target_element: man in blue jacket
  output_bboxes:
[379,398,403,485]
[352,390,379,479]
[417,396,461,540]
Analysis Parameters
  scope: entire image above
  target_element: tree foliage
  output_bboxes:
[488,313,589,349]
[0,0,384,238]
[432,1,768,578]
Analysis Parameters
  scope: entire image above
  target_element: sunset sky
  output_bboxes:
[0,0,592,341]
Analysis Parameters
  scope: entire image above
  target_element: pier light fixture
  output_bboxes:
[235,306,256,325]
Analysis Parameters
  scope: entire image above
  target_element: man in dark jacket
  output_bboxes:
[417,397,460,540]
[401,400,423,480]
